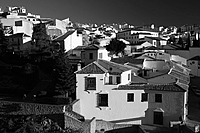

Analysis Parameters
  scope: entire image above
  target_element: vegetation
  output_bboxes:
[105,38,126,55]
[32,23,51,51]
[53,52,76,98]
[0,23,9,57]
[0,115,64,133]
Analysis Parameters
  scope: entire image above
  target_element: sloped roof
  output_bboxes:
[75,61,107,74]
[144,46,162,50]
[73,45,86,50]
[83,44,105,50]
[76,59,133,74]
[97,59,133,73]
[145,36,166,41]
[53,30,75,41]
[111,56,144,65]
[7,33,30,38]
[113,83,185,92]
[188,56,200,61]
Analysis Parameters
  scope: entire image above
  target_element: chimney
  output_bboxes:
[77,63,81,71]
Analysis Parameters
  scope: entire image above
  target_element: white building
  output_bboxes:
[0,18,33,37]
[117,29,159,44]
[73,59,189,127]
[52,30,82,53]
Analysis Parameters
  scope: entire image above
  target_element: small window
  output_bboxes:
[141,93,148,102]
[97,94,108,107]
[15,21,22,26]
[109,76,112,84]
[99,53,103,59]
[85,77,96,90]
[116,77,121,84]
[127,93,134,102]
[155,94,162,103]
[128,74,130,80]
[89,53,93,60]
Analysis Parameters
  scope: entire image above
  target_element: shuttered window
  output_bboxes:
[97,94,108,107]
[85,77,96,90]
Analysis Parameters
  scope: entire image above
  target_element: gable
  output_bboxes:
[76,62,106,74]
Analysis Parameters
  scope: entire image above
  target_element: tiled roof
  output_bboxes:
[73,46,86,50]
[145,36,166,41]
[7,33,30,37]
[97,59,133,73]
[53,30,75,41]
[113,83,186,92]
[111,56,144,65]
[188,56,200,61]
[144,46,162,50]
[83,44,105,50]
[76,59,133,74]
[75,61,107,74]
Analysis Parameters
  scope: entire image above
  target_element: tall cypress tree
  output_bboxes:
[53,52,76,97]
[0,23,9,57]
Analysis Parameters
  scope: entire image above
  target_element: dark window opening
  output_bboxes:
[116,77,121,84]
[85,77,96,90]
[141,93,148,102]
[98,94,108,107]
[89,53,93,60]
[155,94,162,103]
[127,93,134,102]
[154,111,163,125]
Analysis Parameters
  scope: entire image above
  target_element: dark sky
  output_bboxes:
[1,0,200,26]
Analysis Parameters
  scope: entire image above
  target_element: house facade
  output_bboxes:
[81,44,111,66]
[117,29,159,44]
[52,30,82,53]
[142,36,167,47]
[0,18,33,37]
[74,59,188,127]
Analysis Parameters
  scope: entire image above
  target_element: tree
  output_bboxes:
[178,37,184,49]
[105,38,126,55]
[53,52,76,98]
[0,23,9,57]
[185,34,191,49]
[32,23,51,51]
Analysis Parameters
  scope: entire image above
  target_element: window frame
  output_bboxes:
[116,76,121,84]
[97,93,108,107]
[155,94,162,103]
[99,52,103,59]
[85,77,96,90]
[141,93,148,102]
[89,53,93,60]
[127,93,134,102]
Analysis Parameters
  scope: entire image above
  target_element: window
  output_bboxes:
[99,53,103,59]
[15,21,22,26]
[154,111,163,125]
[116,77,121,84]
[97,94,108,107]
[89,53,93,60]
[85,77,96,90]
[109,76,112,84]
[128,74,130,80]
[127,93,134,102]
[155,94,162,103]
[141,93,148,102]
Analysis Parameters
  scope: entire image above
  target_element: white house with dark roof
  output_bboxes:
[81,44,111,66]
[52,30,82,53]
[117,29,159,44]
[73,59,189,127]
[141,36,167,47]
